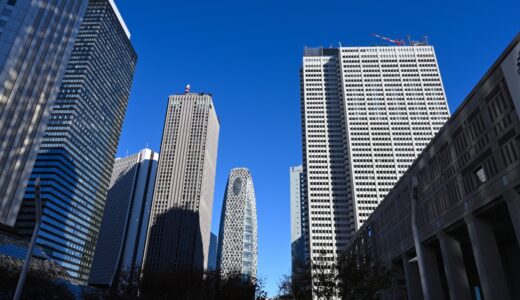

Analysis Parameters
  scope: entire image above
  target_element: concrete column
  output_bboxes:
[437,231,471,300]
[402,255,423,300]
[504,189,520,247]
[420,245,446,300]
[465,214,510,300]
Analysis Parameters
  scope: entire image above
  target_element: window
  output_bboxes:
[475,167,487,183]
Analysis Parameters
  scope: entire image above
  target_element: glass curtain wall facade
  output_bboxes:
[0,0,87,227]
[15,0,137,284]
[217,168,258,279]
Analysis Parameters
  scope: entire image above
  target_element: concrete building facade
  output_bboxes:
[217,168,258,279]
[89,149,159,288]
[144,92,219,273]
[0,0,87,227]
[345,33,520,300]
[300,43,450,265]
[15,0,137,284]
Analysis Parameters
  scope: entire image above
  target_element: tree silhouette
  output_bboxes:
[84,269,267,300]
[0,255,74,299]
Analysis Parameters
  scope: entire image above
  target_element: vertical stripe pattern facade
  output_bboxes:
[15,0,137,283]
[0,0,87,227]
[301,45,450,265]
[144,93,219,273]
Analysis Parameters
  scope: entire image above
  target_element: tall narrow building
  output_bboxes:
[144,91,220,273]
[89,149,159,288]
[207,232,218,271]
[217,168,258,279]
[300,43,450,264]
[15,0,137,284]
[290,165,307,271]
[0,0,87,227]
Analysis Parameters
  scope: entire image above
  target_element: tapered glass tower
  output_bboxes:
[217,168,258,279]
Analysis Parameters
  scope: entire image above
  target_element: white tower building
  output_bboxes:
[217,168,258,279]
[300,43,450,264]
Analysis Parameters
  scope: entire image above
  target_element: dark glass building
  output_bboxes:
[15,0,137,284]
[89,149,158,288]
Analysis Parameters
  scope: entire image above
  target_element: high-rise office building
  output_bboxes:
[207,232,218,271]
[300,43,450,263]
[15,0,136,284]
[0,0,87,227]
[144,91,220,273]
[89,149,159,288]
[217,168,258,279]
[290,165,307,271]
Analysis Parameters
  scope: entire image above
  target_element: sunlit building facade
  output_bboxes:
[217,168,258,279]
[15,0,137,284]
[144,92,220,273]
[300,44,450,265]
[0,0,87,227]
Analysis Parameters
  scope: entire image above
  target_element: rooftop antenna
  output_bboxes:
[423,35,429,45]
[185,84,191,94]
[407,34,412,46]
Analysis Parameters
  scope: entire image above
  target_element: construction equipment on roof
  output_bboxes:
[371,33,406,46]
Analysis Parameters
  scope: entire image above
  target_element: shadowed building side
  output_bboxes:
[207,232,218,271]
[290,165,308,274]
[88,149,158,288]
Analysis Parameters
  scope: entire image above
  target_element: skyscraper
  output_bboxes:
[0,0,87,227]
[217,168,258,279]
[15,0,137,284]
[89,149,159,288]
[290,165,307,271]
[144,91,220,273]
[300,43,450,264]
[207,232,218,271]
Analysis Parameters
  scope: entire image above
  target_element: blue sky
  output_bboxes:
[115,0,518,296]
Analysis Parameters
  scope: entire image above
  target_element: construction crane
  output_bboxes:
[371,33,406,46]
